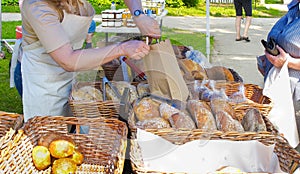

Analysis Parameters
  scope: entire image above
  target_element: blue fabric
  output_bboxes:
[88,20,96,34]
[262,0,300,80]
[14,60,22,97]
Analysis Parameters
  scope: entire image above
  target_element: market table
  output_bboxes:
[95,26,140,43]
[95,10,168,43]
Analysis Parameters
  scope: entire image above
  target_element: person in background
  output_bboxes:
[257,0,300,150]
[20,0,161,122]
[234,0,252,42]
[85,20,96,49]
[9,0,23,97]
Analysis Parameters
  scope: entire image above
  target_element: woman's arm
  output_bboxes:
[50,40,150,72]
[123,0,161,38]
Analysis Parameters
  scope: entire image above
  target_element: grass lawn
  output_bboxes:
[0,21,23,114]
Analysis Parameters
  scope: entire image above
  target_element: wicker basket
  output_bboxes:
[187,81,273,118]
[102,64,123,81]
[0,116,128,174]
[130,129,300,174]
[0,111,23,138]
[69,81,120,118]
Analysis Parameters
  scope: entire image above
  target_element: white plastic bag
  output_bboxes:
[263,59,299,147]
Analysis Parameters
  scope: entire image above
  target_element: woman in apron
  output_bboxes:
[21,0,161,122]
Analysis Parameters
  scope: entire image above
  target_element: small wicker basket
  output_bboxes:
[0,116,128,174]
[0,111,23,138]
[130,129,300,174]
[69,81,120,118]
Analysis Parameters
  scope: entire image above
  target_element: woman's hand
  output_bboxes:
[265,45,288,68]
[119,40,150,60]
[134,15,161,38]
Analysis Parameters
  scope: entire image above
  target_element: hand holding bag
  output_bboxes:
[263,58,299,147]
[142,39,190,102]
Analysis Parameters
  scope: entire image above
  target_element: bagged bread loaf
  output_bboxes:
[136,117,171,129]
[241,108,267,132]
[187,100,217,131]
[160,103,196,129]
[215,110,244,132]
[210,98,237,120]
[133,97,161,121]
[137,83,150,97]
[71,86,102,101]
[106,81,138,103]
[228,84,248,103]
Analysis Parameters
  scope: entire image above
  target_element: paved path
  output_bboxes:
[1,12,282,87]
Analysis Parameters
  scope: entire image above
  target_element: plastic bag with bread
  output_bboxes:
[160,103,196,129]
[187,100,217,131]
[71,86,102,101]
[133,97,161,121]
[106,81,138,103]
[241,108,267,132]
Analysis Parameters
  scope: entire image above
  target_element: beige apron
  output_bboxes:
[22,10,93,121]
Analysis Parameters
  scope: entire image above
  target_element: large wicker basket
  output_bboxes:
[0,116,128,173]
[0,111,23,138]
[130,129,300,173]
[69,81,120,118]
[187,81,273,119]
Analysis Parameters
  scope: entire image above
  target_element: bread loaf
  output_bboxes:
[106,81,138,103]
[178,59,208,80]
[133,97,161,121]
[210,98,237,120]
[215,110,244,132]
[241,108,267,132]
[71,86,102,101]
[187,100,217,131]
[137,83,150,97]
[136,117,171,129]
[205,66,234,81]
[160,103,196,129]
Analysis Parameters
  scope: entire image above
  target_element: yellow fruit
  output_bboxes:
[32,146,51,170]
[70,149,84,165]
[49,139,75,158]
[51,158,77,174]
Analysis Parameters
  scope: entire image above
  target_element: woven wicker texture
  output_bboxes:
[0,111,23,138]
[213,81,271,104]
[130,129,300,174]
[102,64,123,81]
[69,81,120,118]
[0,116,128,174]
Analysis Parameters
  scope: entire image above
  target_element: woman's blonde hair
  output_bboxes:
[44,0,83,19]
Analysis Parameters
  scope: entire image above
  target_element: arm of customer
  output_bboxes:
[50,40,150,72]
[265,45,300,70]
[123,0,161,38]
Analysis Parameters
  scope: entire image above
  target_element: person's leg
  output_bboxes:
[85,33,94,49]
[242,16,252,41]
[242,0,252,41]
[14,60,22,97]
[85,20,96,49]
[235,16,242,40]
[234,0,243,41]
